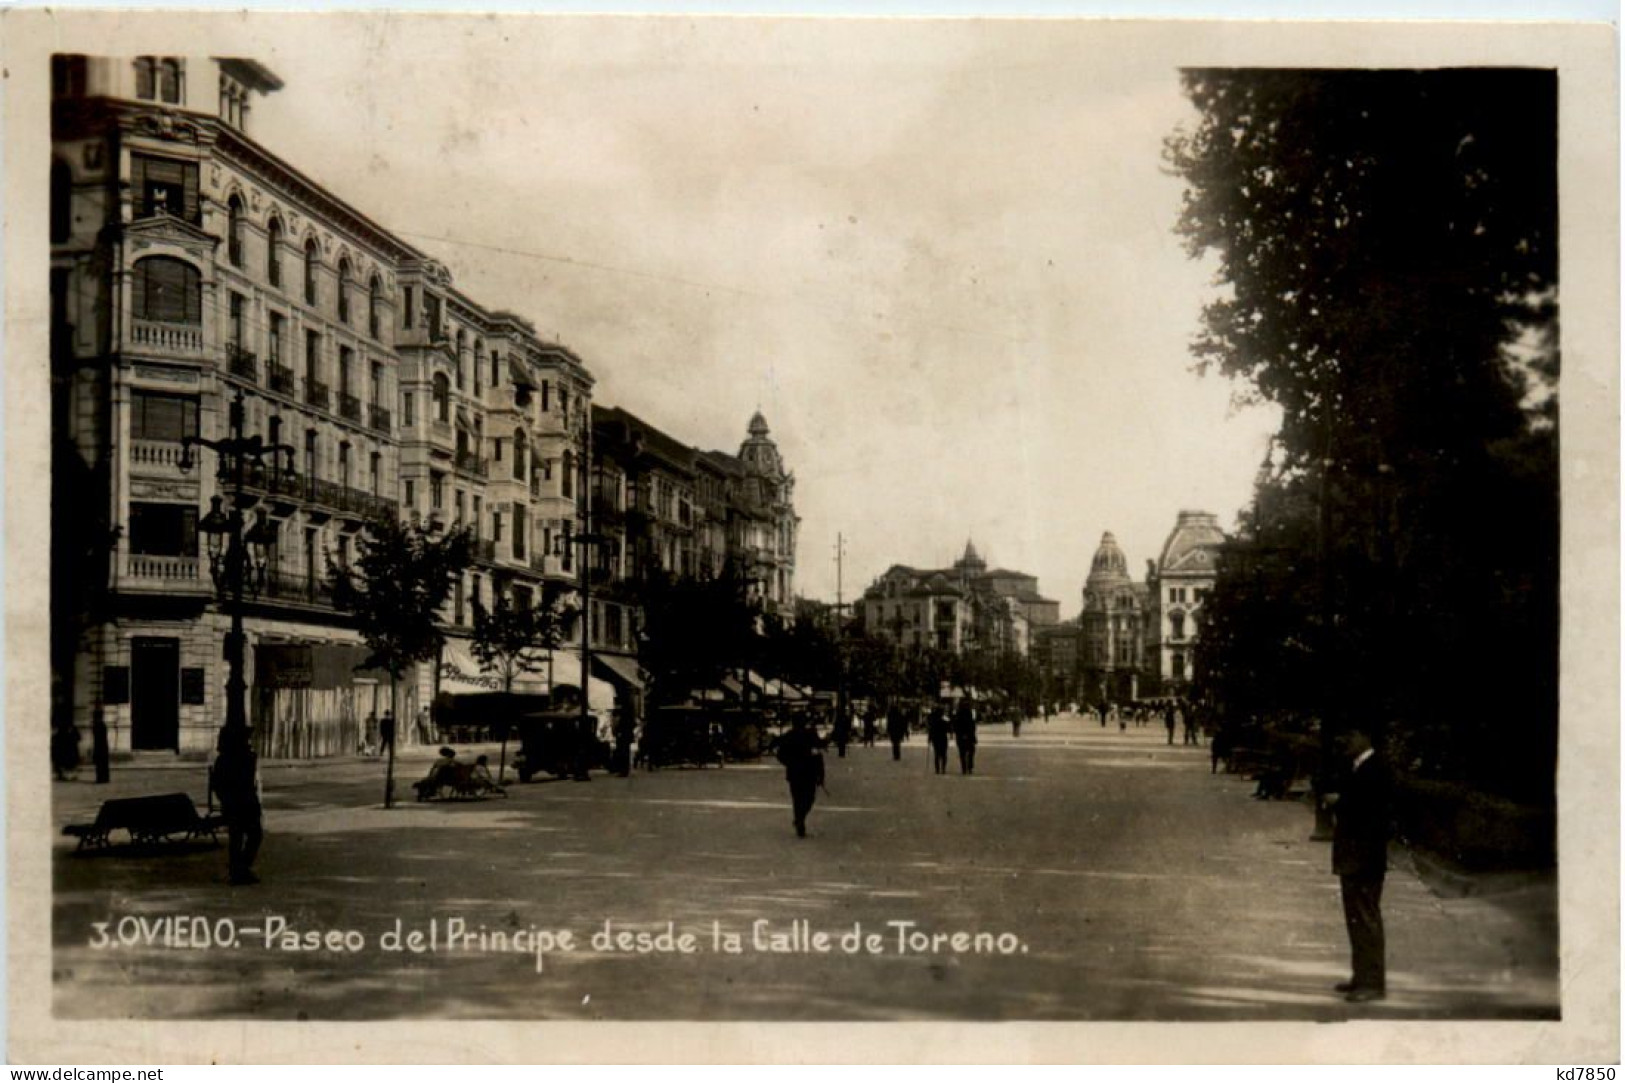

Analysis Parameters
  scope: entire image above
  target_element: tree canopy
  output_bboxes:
[1167,69,1558,798]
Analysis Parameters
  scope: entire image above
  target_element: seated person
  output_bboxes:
[414,747,459,800]
[470,754,505,795]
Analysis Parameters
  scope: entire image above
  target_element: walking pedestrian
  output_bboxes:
[775,715,826,838]
[927,704,950,775]
[886,704,908,762]
[834,706,852,759]
[861,707,878,748]
[210,726,264,886]
[1164,701,1177,745]
[379,710,396,757]
[1183,701,1200,746]
[953,698,978,775]
[1324,728,1392,1003]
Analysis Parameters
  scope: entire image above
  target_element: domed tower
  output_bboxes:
[739,411,783,479]
[736,412,798,612]
[1080,532,1148,705]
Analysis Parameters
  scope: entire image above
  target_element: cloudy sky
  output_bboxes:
[248,16,1280,612]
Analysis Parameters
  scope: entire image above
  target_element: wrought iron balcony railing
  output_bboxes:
[305,379,330,410]
[369,404,392,434]
[337,391,363,423]
[225,343,258,382]
[267,362,296,396]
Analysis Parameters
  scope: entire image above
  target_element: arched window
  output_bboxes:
[303,238,320,306]
[368,274,383,339]
[133,57,155,101]
[513,429,527,481]
[132,256,201,324]
[226,194,245,267]
[265,216,283,287]
[50,159,71,243]
[158,59,182,104]
[432,372,450,423]
[337,258,352,324]
[561,450,574,499]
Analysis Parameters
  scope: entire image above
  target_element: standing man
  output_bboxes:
[927,703,951,775]
[379,710,396,758]
[953,698,978,775]
[1164,700,1178,745]
[885,703,908,762]
[210,726,264,886]
[1324,728,1392,1003]
[775,715,826,838]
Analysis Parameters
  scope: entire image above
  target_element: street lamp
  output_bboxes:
[178,390,296,740]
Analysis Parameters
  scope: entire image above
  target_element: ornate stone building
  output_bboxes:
[1067,512,1226,704]
[49,54,798,758]
[1145,510,1225,690]
[860,541,1055,658]
[1078,533,1151,704]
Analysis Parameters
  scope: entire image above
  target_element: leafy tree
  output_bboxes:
[1167,70,1558,797]
[330,517,472,807]
[470,582,571,783]
[637,568,756,706]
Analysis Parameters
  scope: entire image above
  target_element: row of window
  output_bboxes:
[226,197,388,339]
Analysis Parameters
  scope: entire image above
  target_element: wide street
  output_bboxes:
[51,712,1558,1021]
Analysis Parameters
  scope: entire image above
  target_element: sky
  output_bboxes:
[250,16,1281,614]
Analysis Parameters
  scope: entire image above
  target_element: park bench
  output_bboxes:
[413,763,506,802]
[62,793,226,852]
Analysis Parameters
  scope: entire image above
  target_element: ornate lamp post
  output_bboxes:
[178,390,296,741]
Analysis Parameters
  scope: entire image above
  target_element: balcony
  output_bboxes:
[337,391,363,423]
[122,554,206,592]
[128,440,189,473]
[369,404,392,434]
[454,450,489,478]
[261,568,334,608]
[239,463,398,522]
[266,362,296,397]
[130,319,205,355]
[305,379,330,411]
[472,538,497,563]
[225,343,258,382]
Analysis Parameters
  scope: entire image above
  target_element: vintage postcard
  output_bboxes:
[4,9,1616,1064]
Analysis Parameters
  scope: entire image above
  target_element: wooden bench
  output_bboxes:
[413,764,506,802]
[63,793,226,852]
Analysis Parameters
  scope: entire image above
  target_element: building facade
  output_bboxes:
[1064,513,1226,705]
[50,54,797,758]
[859,542,1055,659]
[1145,510,1224,690]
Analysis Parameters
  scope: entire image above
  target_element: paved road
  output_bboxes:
[51,712,1558,1020]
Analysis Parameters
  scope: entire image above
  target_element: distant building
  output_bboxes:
[1065,512,1226,704]
[1145,510,1225,689]
[859,541,1055,658]
[1079,533,1151,704]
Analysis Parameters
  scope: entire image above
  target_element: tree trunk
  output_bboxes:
[498,672,512,784]
[384,672,398,809]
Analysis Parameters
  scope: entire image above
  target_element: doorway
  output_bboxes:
[130,637,180,750]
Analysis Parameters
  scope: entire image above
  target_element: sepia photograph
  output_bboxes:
[6,9,1616,1064]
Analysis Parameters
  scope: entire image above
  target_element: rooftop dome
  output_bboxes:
[739,412,782,476]
[1086,532,1131,587]
[1158,510,1225,574]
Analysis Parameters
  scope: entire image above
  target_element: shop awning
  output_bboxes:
[591,652,645,691]
[437,639,557,696]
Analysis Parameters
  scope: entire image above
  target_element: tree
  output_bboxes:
[638,568,756,707]
[470,583,570,783]
[1166,70,1558,797]
[330,517,472,807]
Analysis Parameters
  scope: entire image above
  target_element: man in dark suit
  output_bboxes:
[776,716,826,838]
[1324,728,1392,1002]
